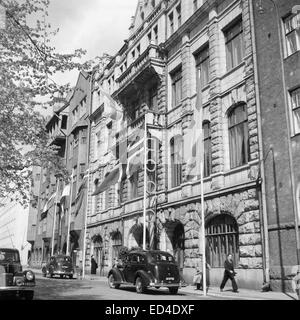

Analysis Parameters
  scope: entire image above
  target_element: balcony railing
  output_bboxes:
[115,44,165,93]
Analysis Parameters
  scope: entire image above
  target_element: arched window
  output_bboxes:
[151,0,155,7]
[228,103,249,168]
[203,121,212,177]
[170,136,183,187]
[111,232,122,263]
[206,214,239,268]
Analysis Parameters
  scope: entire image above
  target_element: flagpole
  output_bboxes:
[51,179,60,256]
[66,169,74,255]
[82,170,90,278]
[143,117,147,250]
[200,159,206,296]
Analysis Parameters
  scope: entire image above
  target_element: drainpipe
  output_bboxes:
[249,0,270,284]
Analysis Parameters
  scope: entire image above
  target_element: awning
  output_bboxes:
[92,166,120,196]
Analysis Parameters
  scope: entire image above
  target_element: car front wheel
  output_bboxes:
[169,287,179,295]
[135,277,146,294]
[108,274,120,289]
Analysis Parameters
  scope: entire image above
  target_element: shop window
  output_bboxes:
[206,214,239,268]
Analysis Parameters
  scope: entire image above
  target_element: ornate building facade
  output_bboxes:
[84,0,265,290]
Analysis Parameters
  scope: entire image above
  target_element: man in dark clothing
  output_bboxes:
[220,254,238,292]
[91,255,98,275]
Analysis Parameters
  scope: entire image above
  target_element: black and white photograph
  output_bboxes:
[0,0,300,309]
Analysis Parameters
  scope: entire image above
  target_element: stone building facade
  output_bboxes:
[84,0,265,290]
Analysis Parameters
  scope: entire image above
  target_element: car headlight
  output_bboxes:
[25,271,35,281]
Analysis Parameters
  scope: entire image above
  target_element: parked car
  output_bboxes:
[107,250,186,294]
[0,248,35,300]
[42,255,74,279]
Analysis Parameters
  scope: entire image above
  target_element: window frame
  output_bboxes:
[283,13,300,57]
[195,45,210,88]
[205,214,239,268]
[228,103,249,169]
[290,87,300,134]
[170,67,182,108]
[224,18,244,71]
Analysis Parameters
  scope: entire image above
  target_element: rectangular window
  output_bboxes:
[195,45,210,88]
[137,44,141,56]
[148,32,152,44]
[169,12,174,35]
[154,25,158,45]
[132,50,135,60]
[224,19,244,71]
[61,115,68,130]
[284,13,300,56]
[176,4,181,28]
[291,87,300,134]
[149,86,158,111]
[72,167,77,202]
[171,67,182,108]
[107,122,113,148]
[81,129,87,144]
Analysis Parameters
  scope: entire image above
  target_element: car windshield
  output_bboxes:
[150,253,175,263]
[0,250,20,263]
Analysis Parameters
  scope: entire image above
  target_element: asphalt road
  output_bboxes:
[33,274,219,300]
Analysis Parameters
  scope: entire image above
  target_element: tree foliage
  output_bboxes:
[0,0,91,206]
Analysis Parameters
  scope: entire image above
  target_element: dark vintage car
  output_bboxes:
[0,248,35,300]
[42,255,74,279]
[107,250,186,294]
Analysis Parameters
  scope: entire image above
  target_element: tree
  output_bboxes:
[0,0,92,206]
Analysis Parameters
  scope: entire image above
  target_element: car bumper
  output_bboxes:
[53,271,73,275]
[0,286,34,292]
[149,282,187,288]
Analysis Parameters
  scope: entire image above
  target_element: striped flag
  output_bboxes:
[184,68,204,179]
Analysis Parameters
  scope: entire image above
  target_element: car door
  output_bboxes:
[123,254,136,283]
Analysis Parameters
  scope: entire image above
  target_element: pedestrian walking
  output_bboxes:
[220,254,239,293]
[292,269,300,300]
[91,255,98,275]
[193,268,202,290]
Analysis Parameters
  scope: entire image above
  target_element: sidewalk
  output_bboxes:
[31,268,298,300]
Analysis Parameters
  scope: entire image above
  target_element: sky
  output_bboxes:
[47,0,138,86]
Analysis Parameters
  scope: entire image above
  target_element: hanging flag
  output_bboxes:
[74,174,88,217]
[60,184,70,204]
[184,68,204,179]
[98,87,123,121]
[40,192,57,220]
[92,165,120,196]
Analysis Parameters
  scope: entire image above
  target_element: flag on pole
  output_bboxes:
[184,68,204,179]
[40,192,57,220]
[74,174,88,217]
[98,87,123,121]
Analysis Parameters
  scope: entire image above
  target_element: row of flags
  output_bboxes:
[40,69,204,223]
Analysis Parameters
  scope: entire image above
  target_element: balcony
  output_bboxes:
[114,44,165,98]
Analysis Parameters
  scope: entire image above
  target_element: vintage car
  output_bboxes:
[42,255,74,279]
[107,250,186,294]
[0,248,35,300]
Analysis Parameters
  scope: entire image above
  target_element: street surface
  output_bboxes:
[32,274,228,300]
